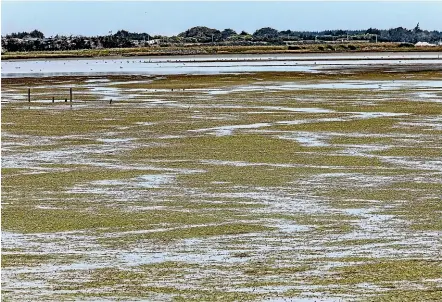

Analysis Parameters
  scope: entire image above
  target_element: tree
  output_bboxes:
[414,22,422,33]
[279,30,294,36]
[366,28,381,35]
[334,29,346,36]
[178,26,221,42]
[30,29,44,39]
[221,28,237,40]
[253,27,279,39]
[388,27,412,42]
[114,30,129,38]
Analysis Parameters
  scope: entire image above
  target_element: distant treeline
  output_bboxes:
[2,24,441,52]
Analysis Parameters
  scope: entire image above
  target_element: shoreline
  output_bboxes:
[3,55,442,64]
[3,50,442,79]
[2,44,442,61]
[4,65,442,84]
[3,63,442,79]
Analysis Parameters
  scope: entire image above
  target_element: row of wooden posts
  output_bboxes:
[27,88,113,104]
[27,87,73,103]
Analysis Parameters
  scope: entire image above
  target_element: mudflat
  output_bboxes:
[2,61,442,301]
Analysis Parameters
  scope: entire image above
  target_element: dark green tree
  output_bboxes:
[253,27,279,38]
[29,29,44,39]
[366,28,381,35]
[221,28,237,40]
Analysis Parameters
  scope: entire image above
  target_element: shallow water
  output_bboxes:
[3,52,442,77]
[208,80,442,95]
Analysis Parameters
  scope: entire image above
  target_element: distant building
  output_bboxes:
[415,41,436,47]
[147,39,161,45]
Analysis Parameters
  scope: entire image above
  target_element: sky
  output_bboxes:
[2,1,442,37]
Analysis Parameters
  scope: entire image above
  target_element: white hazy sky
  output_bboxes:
[2,1,442,36]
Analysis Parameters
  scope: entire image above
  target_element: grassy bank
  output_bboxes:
[2,43,442,60]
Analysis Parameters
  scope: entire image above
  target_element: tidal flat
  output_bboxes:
[2,67,442,301]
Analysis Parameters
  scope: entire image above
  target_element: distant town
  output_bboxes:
[2,24,442,53]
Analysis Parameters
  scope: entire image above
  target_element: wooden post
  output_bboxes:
[28,88,30,102]
[70,88,72,102]
[52,97,55,103]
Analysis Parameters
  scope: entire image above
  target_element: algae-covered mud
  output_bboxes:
[2,66,442,301]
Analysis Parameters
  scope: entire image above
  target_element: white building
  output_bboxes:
[147,39,161,45]
[415,41,436,47]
